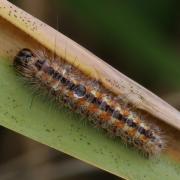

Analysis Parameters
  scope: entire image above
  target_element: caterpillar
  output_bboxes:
[13,48,165,157]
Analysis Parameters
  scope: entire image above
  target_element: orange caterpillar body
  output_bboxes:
[14,48,165,156]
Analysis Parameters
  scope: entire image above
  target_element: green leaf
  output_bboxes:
[0,57,180,180]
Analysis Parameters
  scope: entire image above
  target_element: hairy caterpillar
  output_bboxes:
[13,48,165,156]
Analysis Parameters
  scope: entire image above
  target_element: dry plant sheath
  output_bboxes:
[0,0,180,156]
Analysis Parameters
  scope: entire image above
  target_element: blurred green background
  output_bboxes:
[0,0,180,179]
